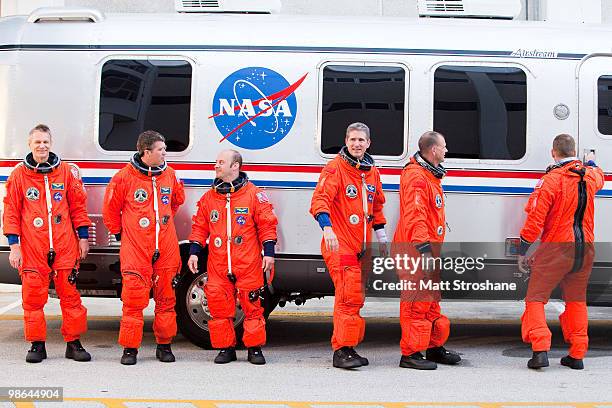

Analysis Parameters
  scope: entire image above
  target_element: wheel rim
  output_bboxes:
[185,272,245,331]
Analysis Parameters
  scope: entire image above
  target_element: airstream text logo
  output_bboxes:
[210,67,308,150]
[511,49,558,59]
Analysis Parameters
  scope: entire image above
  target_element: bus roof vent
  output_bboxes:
[418,0,521,19]
[175,0,281,14]
[27,7,105,23]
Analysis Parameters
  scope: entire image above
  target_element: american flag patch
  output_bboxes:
[256,192,269,203]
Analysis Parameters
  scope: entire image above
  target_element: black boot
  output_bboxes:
[527,351,549,369]
[247,347,266,365]
[156,344,175,363]
[214,348,237,364]
[349,347,369,366]
[400,352,437,370]
[332,346,363,369]
[65,339,91,362]
[426,346,461,365]
[561,355,584,370]
[120,348,138,365]
[26,341,47,363]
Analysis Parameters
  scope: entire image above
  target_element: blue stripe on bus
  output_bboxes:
[2,175,612,196]
[0,44,586,60]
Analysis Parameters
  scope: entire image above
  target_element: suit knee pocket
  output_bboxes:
[121,272,149,309]
[336,314,362,345]
[341,267,364,307]
[205,284,235,318]
[21,271,47,307]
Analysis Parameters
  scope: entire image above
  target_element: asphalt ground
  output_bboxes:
[0,284,611,407]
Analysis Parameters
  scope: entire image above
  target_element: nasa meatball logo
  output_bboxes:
[210,67,307,150]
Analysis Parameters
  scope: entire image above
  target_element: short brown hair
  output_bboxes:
[28,124,52,142]
[552,133,576,158]
[418,131,443,153]
[136,130,165,155]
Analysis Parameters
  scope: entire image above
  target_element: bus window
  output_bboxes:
[434,65,526,160]
[597,75,612,135]
[98,59,192,152]
[320,65,406,157]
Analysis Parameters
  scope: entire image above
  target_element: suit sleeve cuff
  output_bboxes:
[77,226,89,239]
[315,213,332,230]
[6,234,19,245]
[263,240,276,257]
[415,242,432,255]
[519,237,532,256]
[189,242,203,256]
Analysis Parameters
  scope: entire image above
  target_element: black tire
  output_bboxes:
[262,285,281,318]
[174,247,278,349]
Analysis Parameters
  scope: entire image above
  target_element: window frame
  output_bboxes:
[595,74,612,138]
[430,61,531,166]
[94,54,196,157]
[316,60,410,162]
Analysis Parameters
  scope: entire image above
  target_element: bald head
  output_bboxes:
[215,149,243,182]
[418,131,447,166]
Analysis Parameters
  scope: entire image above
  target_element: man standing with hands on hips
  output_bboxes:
[3,124,92,363]
[188,149,277,365]
[103,130,185,365]
[310,122,388,369]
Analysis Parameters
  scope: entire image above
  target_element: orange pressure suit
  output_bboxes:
[519,159,604,359]
[103,154,185,348]
[393,154,449,357]
[310,148,386,351]
[189,173,278,348]
[3,153,90,342]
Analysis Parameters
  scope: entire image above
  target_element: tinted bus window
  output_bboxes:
[598,75,612,135]
[99,59,192,152]
[434,66,527,160]
[321,65,406,156]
